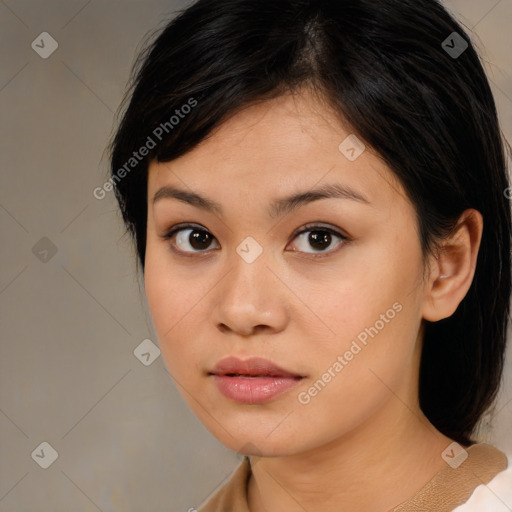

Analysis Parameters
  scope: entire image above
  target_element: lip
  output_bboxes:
[209,357,304,404]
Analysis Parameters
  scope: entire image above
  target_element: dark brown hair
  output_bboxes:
[109,0,511,445]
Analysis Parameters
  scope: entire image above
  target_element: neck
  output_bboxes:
[247,399,454,512]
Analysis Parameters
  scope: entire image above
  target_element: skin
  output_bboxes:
[144,88,483,512]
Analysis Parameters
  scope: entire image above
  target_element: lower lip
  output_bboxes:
[212,375,302,404]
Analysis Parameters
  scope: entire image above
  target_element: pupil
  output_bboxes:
[310,231,331,251]
[190,230,211,250]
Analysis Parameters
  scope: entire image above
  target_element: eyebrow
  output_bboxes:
[152,182,371,219]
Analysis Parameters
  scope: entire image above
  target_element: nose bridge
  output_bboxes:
[227,234,273,301]
[214,234,287,334]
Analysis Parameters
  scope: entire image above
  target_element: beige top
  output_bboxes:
[198,443,508,511]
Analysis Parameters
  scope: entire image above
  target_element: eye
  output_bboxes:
[162,223,220,255]
[161,222,349,258]
[288,223,349,257]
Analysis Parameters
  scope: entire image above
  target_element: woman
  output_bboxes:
[109,0,512,510]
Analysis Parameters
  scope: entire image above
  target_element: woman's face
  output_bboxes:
[144,90,430,457]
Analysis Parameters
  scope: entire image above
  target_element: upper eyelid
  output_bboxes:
[163,222,347,239]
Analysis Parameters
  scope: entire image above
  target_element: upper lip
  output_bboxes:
[210,357,303,378]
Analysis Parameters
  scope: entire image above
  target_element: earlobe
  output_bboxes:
[422,209,483,322]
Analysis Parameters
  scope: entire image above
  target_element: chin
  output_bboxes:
[203,420,309,458]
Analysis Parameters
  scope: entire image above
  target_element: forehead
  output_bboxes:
[147,90,407,213]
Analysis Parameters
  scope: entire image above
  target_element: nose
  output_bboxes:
[212,243,289,337]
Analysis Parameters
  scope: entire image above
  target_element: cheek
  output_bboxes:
[144,250,172,332]
[144,250,183,353]
[290,254,422,420]
[143,248,212,377]
[292,252,418,361]
[144,240,194,328]
[290,310,418,441]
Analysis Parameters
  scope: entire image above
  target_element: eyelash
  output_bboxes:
[161,222,350,259]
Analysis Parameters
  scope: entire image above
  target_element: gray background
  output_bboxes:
[1,1,511,511]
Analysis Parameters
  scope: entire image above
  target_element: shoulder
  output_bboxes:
[452,447,512,512]
[391,442,509,511]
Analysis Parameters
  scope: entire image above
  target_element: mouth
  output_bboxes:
[209,356,305,404]
[222,373,300,378]
[210,356,303,378]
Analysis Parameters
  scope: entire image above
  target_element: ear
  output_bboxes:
[422,209,483,322]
